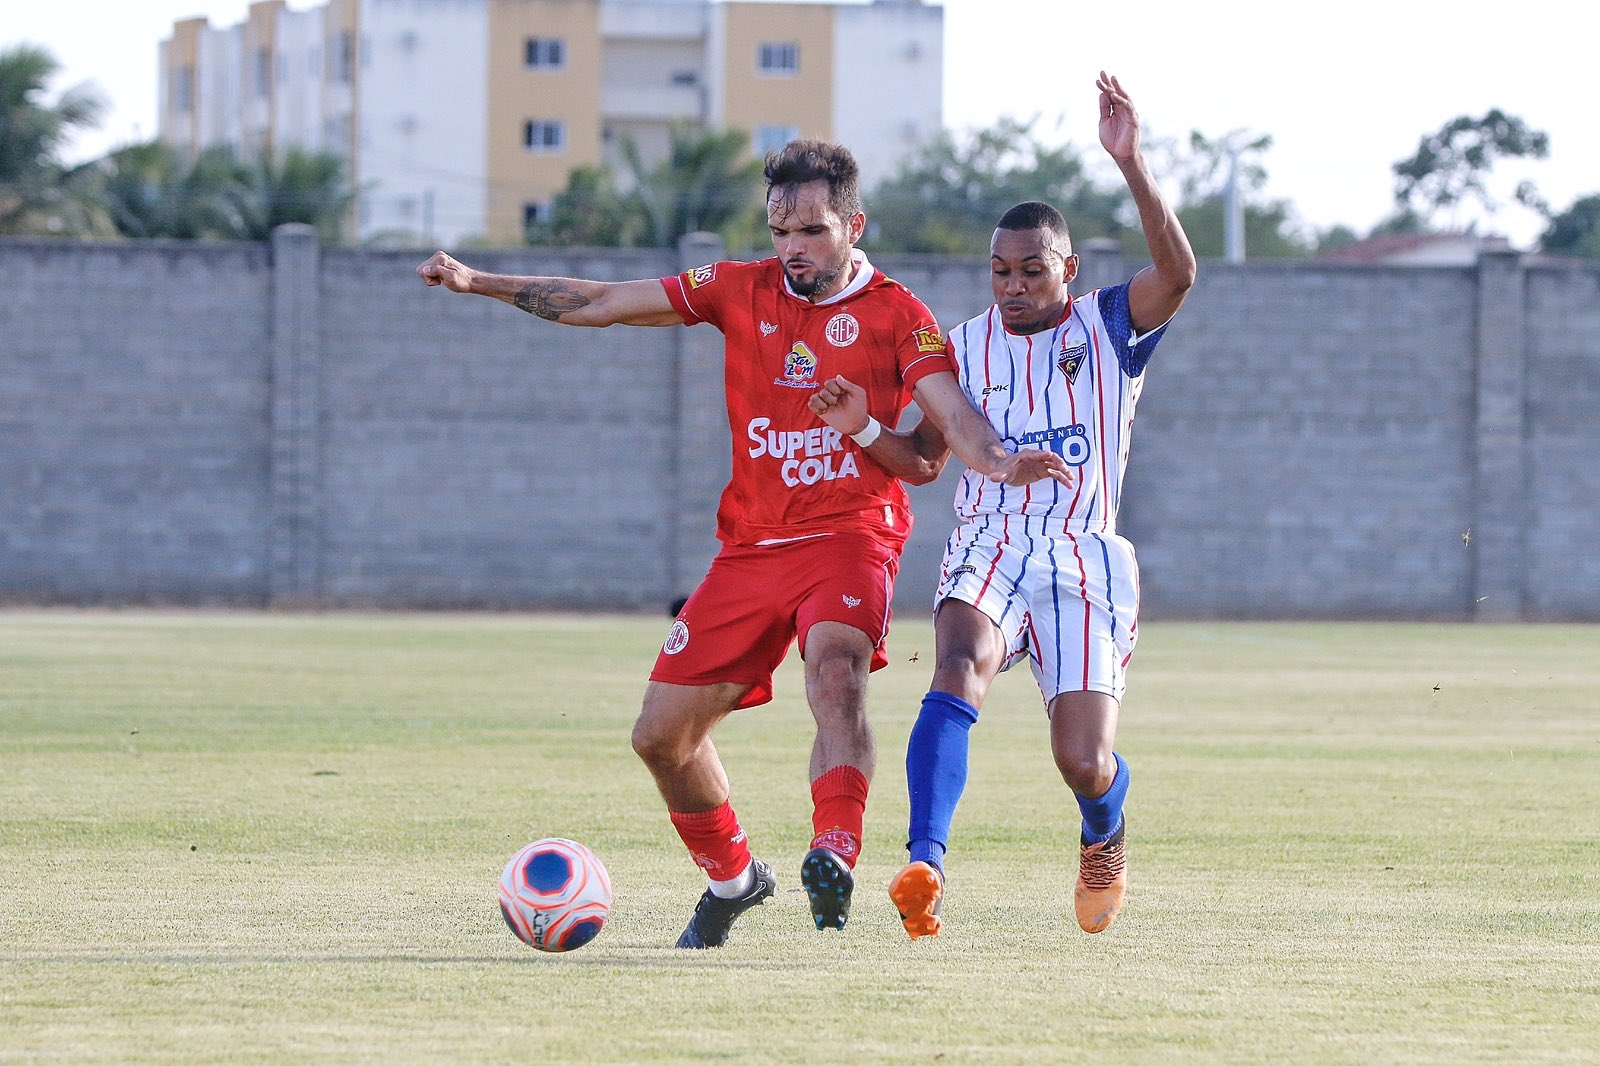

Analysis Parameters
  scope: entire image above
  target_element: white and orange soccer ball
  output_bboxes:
[498,838,613,952]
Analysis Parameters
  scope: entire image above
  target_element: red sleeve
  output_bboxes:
[659,261,730,329]
[899,318,957,391]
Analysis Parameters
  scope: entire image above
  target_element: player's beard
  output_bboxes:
[786,252,849,298]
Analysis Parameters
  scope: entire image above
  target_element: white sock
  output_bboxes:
[708,863,755,899]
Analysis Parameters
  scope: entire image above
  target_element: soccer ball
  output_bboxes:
[498,838,613,952]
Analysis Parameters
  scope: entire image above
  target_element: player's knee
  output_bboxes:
[1055,748,1116,797]
[631,717,689,771]
[930,650,993,703]
[806,650,869,706]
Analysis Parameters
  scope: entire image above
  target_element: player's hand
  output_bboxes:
[808,375,871,436]
[1097,71,1140,163]
[417,251,474,293]
[988,448,1074,488]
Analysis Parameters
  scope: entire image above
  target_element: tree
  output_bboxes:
[228,146,354,241]
[1539,193,1600,259]
[96,141,352,241]
[1156,131,1316,259]
[0,43,106,234]
[1392,110,1550,228]
[866,117,1127,254]
[527,125,763,249]
[525,164,645,247]
[619,124,764,248]
[97,142,238,239]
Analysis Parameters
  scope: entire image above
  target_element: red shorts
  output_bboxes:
[650,531,901,709]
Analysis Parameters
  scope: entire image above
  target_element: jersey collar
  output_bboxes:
[783,249,875,306]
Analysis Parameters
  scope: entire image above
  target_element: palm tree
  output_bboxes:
[229,146,354,242]
[0,43,106,234]
[98,142,240,239]
[620,124,764,248]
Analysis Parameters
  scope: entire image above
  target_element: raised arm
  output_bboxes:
[417,251,684,328]
[1096,71,1197,333]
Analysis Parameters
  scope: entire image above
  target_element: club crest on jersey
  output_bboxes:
[686,263,717,289]
[913,325,945,354]
[1058,339,1088,382]
[776,341,819,388]
[825,312,860,347]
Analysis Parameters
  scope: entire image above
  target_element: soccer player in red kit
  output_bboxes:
[419,140,1068,947]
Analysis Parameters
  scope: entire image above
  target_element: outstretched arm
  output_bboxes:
[808,376,950,485]
[1096,71,1197,333]
[910,373,1072,487]
[417,251,683,327]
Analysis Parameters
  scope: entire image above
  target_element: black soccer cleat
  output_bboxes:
[800,847,855,931]
[674,859,777,948]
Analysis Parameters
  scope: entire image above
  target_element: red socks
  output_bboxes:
[809,764,870,868]
[670,767,868,877]
[669,802,752,881]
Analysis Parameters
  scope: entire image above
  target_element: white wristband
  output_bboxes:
[851,417,883,448]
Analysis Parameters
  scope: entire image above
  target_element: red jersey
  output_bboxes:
[660,252,953,549]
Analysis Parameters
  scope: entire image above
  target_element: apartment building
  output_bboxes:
[159,0,944,245]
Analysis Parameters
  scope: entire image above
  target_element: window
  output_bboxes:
[254,48,272,95]
[525,37,564,69]
[523,120,565,152]
[173,66,194,113]
[754,124,799,158]
[332,31,354,84]
[523,201,552,232]
[758,42,798,75]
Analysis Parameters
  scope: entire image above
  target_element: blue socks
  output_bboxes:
[1075,751,1129,843]
[905,690,980,871]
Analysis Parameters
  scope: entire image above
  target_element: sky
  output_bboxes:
[5,0,1595,247]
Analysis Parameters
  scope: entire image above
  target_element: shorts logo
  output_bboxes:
[760,320,778,336]
[825,312,860,347]
[948,564,978,580]
[775,341,819,388]
[687,263,717,289]
[663,619,690,655]
[913,325,946,354]
[1059,339,1088,382]
[842,594,861,608]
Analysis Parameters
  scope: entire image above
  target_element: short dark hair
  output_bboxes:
[764,140,862,221]
[996,201,1073,254]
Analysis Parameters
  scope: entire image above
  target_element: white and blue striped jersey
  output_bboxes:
[948,283,1168,535]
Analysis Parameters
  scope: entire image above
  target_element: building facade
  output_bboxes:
[159,0,944,245]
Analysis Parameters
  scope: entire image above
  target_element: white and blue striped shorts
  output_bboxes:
[935,519,1140,705]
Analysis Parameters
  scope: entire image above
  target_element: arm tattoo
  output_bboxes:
[513,280,591,321]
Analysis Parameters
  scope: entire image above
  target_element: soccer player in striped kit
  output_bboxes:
[808,72,1196,937]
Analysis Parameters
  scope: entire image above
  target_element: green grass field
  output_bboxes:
[2,612,1597,1064]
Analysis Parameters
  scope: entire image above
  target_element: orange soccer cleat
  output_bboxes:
[888,861,944,940]
[1074,819,1127,933]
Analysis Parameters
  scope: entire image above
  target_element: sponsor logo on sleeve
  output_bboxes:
[913,325,946,354]
[686,263,717,289]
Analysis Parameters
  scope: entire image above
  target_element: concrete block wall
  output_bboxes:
[3,232,1598,620]
[1,239,273,603]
